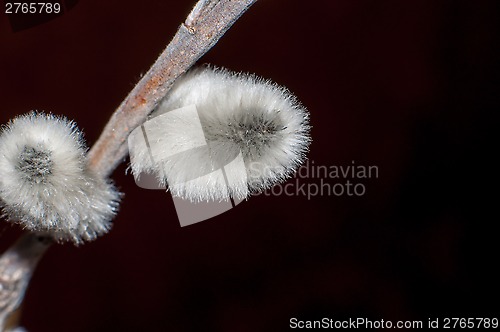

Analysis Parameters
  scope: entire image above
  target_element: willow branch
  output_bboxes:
[0,234,51,331]
[0,1,257,330]
[88,0,258,176]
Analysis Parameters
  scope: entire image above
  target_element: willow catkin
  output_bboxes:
[129,67,311,202]
[0,112,120,244]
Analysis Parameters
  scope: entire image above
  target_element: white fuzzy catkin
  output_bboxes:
[129,67,310,202]
[0,112,120,245]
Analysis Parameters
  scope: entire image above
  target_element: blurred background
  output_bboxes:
[1,1,499,331]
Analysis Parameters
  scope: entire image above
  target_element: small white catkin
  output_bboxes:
[0,112,120,245]
[129,66,311,202]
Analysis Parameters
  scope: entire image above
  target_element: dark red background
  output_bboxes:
[1,1,498,331]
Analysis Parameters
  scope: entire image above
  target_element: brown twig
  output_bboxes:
[0,234,51,331]
[88,0,257,176]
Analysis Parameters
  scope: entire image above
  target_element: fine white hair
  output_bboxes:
[129,66,311,202]
[0,112,120,245]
